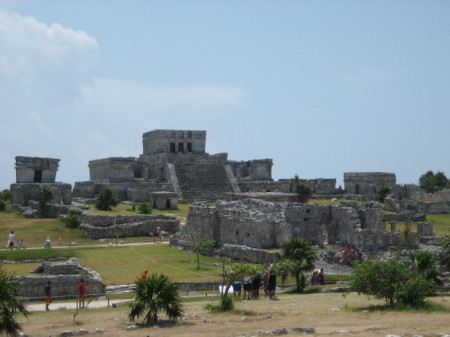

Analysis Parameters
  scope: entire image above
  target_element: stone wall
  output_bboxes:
[228,159,273,181]
[142,129,206,155]
[11,183,72,206]
[15,156,60,183]
[80,213,180,239]
[344,172,396,197]
[171,199,411,252]
[89,157,137,183]
[16,258,106,301]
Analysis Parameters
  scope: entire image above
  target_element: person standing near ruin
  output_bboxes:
[267,265,278,300]
[44,281,52,311]
[77,278,85,310]
[141,269,148,280]
[6,231,15,250]
[154,226,163,244]
[317,268,325,285]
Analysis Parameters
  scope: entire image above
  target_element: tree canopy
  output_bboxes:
[419,170,449,193]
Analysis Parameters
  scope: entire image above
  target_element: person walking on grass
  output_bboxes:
[44,281,52,311]
[6,231,15,250]
[77,278,85,310]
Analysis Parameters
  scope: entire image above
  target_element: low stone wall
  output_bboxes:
[80,213,180,239]
[16,258,106,301]
[214,244,280,265]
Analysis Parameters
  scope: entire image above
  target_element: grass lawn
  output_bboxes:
[1,244,225,284]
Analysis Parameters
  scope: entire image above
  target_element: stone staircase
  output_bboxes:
[172,155,234,202]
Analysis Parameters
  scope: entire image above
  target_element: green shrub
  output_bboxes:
[205,295,235,312]
[351,259,434,308]
[0,200,5,211]
[137,203,152,214]
[0,189,11,201]
[95,188,118,211]
[60,208,83,228]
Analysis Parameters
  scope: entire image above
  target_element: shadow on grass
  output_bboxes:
[348,301,450,313]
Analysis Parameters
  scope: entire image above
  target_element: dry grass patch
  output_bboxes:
[20,292,450,337]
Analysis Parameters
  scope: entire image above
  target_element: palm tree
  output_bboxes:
[0,267,30,336]
[280,238,317,291]
[409,250,443,290]
[128,273,183,326]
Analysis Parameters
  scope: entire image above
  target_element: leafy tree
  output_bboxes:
[0,267,30,336]
[377,185,391,203]
[340,245,363,266]
[128,273,183,326]
[293,174,312,203]
[95,188,118,211]
[408,250,442,290]
[188,233,216,269]
[137,203,152,214]
[351,259,433,308]
[0,200,5,212]
[280,238,317,291]
[419,170,449,193]
[439,235,450,269]
[0,189,11,201]
[60,208,83,228]
[37,186,53,216]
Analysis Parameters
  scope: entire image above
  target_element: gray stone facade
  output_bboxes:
[79,213,180,239]
[15,156,60,183]
[142,129,206,155]
[344,172,396,198]
[170,199,417,252]
[16,258,106,301]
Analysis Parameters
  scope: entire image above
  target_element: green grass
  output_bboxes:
[426,214,450,236]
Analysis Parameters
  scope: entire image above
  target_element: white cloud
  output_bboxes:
[0,9,248,189]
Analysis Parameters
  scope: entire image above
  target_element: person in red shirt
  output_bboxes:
[141,269,148,280]
[77,279,85,310]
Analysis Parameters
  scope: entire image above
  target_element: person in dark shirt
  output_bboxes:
[44,281,52,311]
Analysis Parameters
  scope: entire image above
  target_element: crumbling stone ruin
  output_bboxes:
[72,129,337,203]
[16,257,106,301]
[170,198,419,253]
[10,156,72,218]
[79,213,180,239]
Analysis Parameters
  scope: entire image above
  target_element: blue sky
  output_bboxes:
[1,0,449,190]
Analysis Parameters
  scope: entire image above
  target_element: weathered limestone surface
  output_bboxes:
[80,213,180,239]
[11,183,72,206]
[15,156,60,183]
[170,199,415,253]
[344,172,396,197]
[17,258,106,301]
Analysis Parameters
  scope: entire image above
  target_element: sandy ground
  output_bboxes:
[18,292,450,337]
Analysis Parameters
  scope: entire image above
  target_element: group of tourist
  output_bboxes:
[232,265,278,300]
[310,268,325,286]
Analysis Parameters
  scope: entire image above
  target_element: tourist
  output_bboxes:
[267,265,277,300]
[317,268,325,285]
[44,281,52,311]
[243,274,253,300]
[44,237,51,249]
[6,231,15,250]
[252,272,262,300]
[154,226,163,244]
[263,268,270,298]
[77,278,85,310]
[232,280,241,298]
[310,269,319,286]
[141,269,148,280]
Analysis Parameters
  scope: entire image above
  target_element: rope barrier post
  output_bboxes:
[107,296,110,307]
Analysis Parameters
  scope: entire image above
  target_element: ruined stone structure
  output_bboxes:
[79,213,180,239]
[344,172,396,200]
[171,199,418,252]
[11,156,72,207]
[73,129,277,203]
[16,258,106,301]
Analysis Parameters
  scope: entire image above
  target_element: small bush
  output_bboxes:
[0,200,5,211]
[137,203,152,214]
[95,188,118,211]
[60,208,83,228]
[205,295,235,312]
